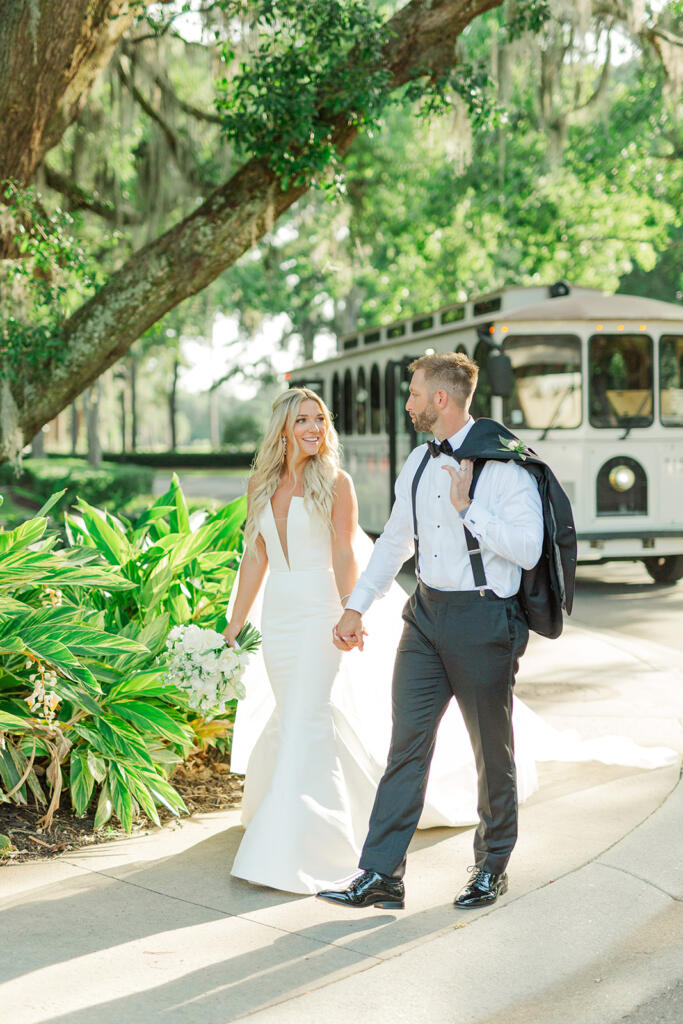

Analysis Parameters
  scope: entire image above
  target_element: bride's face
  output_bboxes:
[287,399,327,458]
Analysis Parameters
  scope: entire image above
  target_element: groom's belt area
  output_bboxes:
[416,581,519,604]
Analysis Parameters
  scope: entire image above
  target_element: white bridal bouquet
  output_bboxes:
[164,622,261,718]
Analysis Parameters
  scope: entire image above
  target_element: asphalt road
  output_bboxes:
[572,561,683,653]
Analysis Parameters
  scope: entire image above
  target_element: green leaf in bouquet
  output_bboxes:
[235,621,262,654]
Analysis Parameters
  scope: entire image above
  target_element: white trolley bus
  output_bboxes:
[288,282,683,583]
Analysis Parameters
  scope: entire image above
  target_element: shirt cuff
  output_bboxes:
[461,498,494,539]
[345,583,375,616]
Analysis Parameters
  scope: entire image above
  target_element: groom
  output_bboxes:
[318,352,544,910]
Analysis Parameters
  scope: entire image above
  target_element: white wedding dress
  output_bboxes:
[229,497,676,895]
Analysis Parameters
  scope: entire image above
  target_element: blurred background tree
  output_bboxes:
[0,0,680,464]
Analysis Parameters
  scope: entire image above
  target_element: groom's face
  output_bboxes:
[406,370,439,433]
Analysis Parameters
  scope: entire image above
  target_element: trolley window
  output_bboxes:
[660,335,683,427]
[502,334,581,430]
[370,364,381,434]
[589,334,653,429]
[343,369,354,434]
[331,373,341,426]
[356,367,367,435]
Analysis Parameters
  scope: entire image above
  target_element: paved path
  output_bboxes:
[1,617,681,1024]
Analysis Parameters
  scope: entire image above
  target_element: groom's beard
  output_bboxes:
[412,401,439,433]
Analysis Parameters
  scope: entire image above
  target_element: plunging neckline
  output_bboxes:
[269,495,303,571]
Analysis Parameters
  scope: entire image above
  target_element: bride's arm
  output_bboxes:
[331,471,360,607]
[223,485,268,646]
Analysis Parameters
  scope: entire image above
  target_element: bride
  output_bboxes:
[224,387,674,896]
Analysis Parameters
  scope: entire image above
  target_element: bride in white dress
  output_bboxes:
[224,388,675,895]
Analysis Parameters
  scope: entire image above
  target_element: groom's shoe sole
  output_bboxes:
[315,893,405,910]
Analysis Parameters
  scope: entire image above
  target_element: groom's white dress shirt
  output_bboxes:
[347,417,544,615]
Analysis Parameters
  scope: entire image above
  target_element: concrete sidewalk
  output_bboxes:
[1,621,681,1024]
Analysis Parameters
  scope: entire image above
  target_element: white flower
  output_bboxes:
[217,648,238,673]
[181,624,224,654]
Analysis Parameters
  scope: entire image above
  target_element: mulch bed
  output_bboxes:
[0,749,244,865]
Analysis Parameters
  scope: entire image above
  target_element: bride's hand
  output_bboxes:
[333,610,366,652]
[223,622,241,648]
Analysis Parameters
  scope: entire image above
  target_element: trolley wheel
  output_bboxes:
[642,555,683,585]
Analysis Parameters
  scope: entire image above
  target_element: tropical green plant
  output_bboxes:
[0,479,247,834]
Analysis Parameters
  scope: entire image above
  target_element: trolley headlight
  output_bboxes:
[608,465,636,492]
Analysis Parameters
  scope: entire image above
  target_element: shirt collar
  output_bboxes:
[440,416,475,452]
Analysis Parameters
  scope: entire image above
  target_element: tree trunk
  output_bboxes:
[70,400,80,455]
[0,0,504,461]
[31,430,45,458]
[209,388,220,451]
[0,1,138,189]
[85,382,101,467]
[169,357,179,451]
[129,354,138,452]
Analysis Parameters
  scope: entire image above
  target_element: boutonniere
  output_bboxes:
[498,435,532,461]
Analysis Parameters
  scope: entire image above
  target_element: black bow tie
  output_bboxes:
[427,438,454,459]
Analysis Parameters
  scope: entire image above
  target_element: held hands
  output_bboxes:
[332,609,367,652]
[442,459,474,513]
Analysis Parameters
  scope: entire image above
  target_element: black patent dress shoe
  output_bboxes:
[316,869,405,910]
[453,867,508,908]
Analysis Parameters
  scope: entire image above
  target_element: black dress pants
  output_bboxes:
[359,582,529,878]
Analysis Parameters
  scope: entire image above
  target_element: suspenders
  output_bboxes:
[410,450,431,581]
[411,450,488,590]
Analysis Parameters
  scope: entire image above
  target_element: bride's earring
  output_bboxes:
[281,435,287,457]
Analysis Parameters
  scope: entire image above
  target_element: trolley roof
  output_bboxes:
[498,292,683,324]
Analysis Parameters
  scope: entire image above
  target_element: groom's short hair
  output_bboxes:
[409,352,479,409]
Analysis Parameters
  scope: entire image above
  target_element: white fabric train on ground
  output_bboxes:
[228,499,676,894]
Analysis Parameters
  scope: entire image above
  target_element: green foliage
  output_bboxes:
[216,0,390,186]
[0,458,155,514]
[0,181,97,382]
[221,410,264,447]
[0,481,248,833]
[226,1,681,346]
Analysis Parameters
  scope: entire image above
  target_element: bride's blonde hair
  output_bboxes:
[244,388,340,551]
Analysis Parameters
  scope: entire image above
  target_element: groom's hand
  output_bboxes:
[333,609,366,652]
[442,459,473,513]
